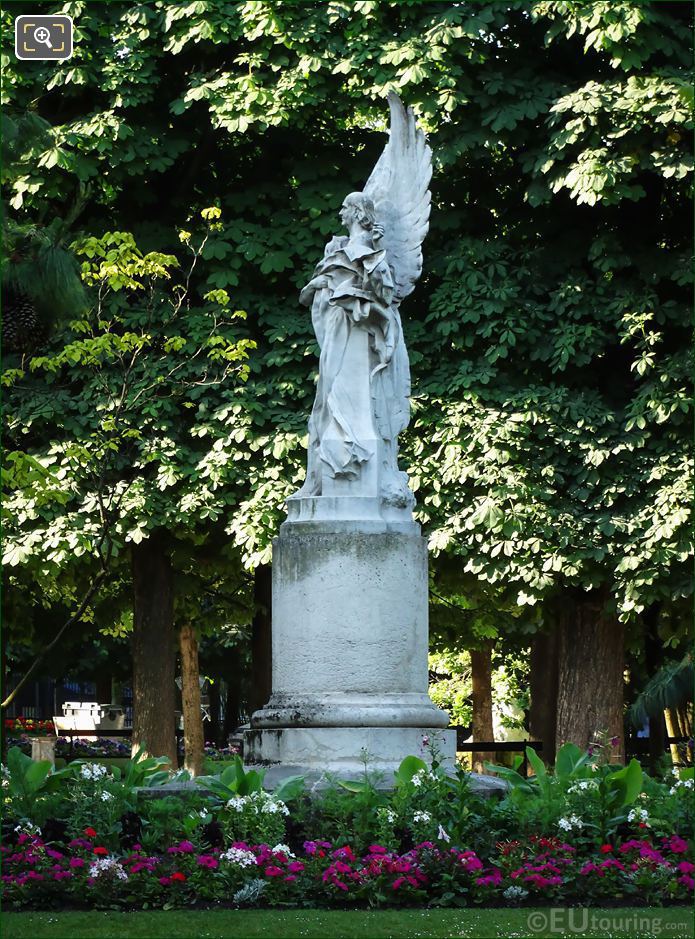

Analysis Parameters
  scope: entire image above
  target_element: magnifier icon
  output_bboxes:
[34,25,53,49]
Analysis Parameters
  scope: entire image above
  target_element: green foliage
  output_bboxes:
[4,747,74,823]
[629,655,694,726]
[197,756,266,801]
[486,743,647,842]
[116,746,173,790]
[2,0,692,669]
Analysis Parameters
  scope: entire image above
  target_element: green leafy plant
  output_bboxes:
[4,746,75,824]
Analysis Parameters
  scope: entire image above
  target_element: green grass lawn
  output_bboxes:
[3,908,693,939]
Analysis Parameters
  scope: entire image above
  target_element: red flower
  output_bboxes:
[600,844,613,854]
[170,871,186,882]
[93,847,108,856]
[84,828,97,838]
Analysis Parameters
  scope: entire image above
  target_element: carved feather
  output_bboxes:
[363,92,432,304]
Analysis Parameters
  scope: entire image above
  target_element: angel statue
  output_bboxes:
[289,93,431,522]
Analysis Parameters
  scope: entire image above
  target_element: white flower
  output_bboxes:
[413,810,431,824]
[226,796,247,812]
[115,46,131,59]
[437,824,450,843]
[411,768,437,788]
[220,846,257,867]
[568,779,598,793]
[385,808,397,824]
[259,795,289,816]
[628,808,649,824]
[272,843,294,857]
[503,885,529,901]
[558,814,583,831]
[199,809,209,819]
[100,791,114,802]
[226,791,289,816]
[14,822,41,836]
[89,855,128,881]
[80,763,107,781]
[669,778,694,795]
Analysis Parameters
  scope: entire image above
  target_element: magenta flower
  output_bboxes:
[69,857,85,869]
[196,855,219,869]
[264,865,284,878]
[666,835,689,854]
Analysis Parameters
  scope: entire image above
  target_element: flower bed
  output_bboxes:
[2,830,692,911]
[4,735,239,762]
[4,718,55,737]
[2,741,692,911]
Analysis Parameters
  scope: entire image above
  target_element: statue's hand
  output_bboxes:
[372,223,385,242]
[299,275,329,306]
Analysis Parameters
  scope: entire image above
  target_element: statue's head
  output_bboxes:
[340,192,376,231]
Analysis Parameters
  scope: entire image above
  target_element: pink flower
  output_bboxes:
[196,855,218,869]
[392,876,406,890]
[368,845,387,854]
[476,869,502,887]
[159,876,171,886]
[666,835,689,854]
[264,865,284,878]
[678,861,695,874]
[168,841,195,854]
[69,858,85,869]
[678,875,695,890]
[287,861,304,874]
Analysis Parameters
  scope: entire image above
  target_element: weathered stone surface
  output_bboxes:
[245,726,455,776]
[247,523,453,773]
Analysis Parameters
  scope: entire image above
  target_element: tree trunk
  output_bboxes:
[471,644,495,773]
[664,708,682,765]
[179,622,205,776]
[643,605,665,773]
[208,679,221,746]
[95,675,111,704]
[556,587,624,763]
[529,629,559,766]
[224,674,241,744]
[131,532,177,767]
[250,564,272,717]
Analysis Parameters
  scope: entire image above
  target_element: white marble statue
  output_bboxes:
[292,93,431,516]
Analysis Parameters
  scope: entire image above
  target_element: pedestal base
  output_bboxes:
[248,519,452,776]
[244,726,456,776]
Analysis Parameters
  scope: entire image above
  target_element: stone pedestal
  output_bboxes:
[246,517,455,775]
[31,736,56,766]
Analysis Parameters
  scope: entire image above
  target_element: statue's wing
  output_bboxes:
[363,92,432,304]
